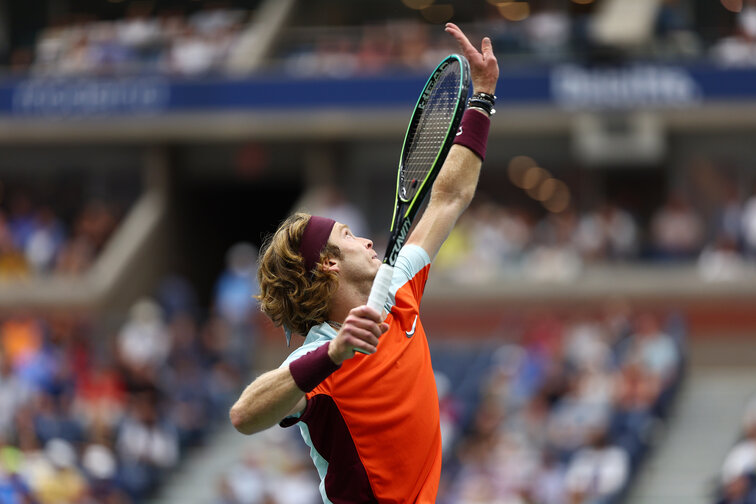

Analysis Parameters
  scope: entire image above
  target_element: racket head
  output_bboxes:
[392,54,471,229]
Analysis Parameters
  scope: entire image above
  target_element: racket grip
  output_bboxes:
[367,264,394,315]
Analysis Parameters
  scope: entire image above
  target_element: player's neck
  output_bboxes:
[328,280,370,325]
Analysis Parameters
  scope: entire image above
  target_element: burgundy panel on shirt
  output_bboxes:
[281,394,378,504]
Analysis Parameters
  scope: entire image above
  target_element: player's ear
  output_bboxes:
[320,256,339,273]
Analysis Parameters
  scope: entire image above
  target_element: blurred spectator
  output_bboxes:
[214,243,259,328]
[713,0,756,66]
[157,275,200,321]
[81,441,129,504]
[25,207,66,274]
[625,313,680,388]
[650,192,705,260]
[575,203,639,261]
[564,428,630,504]
[33,438,87,504]
[698,234,747,282]
[73,355,126,432]
[716,395,756,503]
[116,298,170,383]
[524,210,582,282]
[742,184,756,258]
[0,352,33,439]
[717,473,756,504]
[523,0,571,59]
[32,392,84,446]
[219,429,320,504]
[115,391,179,499]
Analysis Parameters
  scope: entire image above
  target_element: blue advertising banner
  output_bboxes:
[0,64,754,117]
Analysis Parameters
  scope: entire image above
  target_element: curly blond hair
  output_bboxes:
[256,213,342,338]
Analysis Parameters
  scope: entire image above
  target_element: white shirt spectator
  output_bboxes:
[117,299,170,371]
[170,31,219,75]
[116,415,178,469]
[565,444,630,497]
[721,440,756,485]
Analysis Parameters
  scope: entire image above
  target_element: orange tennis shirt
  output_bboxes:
[281,245,441,504]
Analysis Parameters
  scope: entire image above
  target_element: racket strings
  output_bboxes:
[402,62,462,201]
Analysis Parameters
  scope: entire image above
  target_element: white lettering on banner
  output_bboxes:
[12,78,169,116]
[551,65,702,109]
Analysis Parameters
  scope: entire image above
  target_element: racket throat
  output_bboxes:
[389,217,412,265]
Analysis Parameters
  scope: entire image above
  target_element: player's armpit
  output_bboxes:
[286,396,307,419]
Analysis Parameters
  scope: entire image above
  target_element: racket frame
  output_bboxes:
[384,54,471,267]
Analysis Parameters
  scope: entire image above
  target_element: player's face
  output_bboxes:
[328,222,381,283]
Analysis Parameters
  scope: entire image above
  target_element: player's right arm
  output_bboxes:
[230,306,386,435]
[230,368,307,435]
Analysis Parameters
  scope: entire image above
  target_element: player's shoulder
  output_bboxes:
[280,323,334,368]
[394,244,431,281]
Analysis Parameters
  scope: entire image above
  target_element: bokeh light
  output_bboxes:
[534,177,559,202]
[498,2,530,22]
[721,0,743,12]
[542,180,571,213]
[521,166,549,191]
[508,155,537,188]
[421,4,454,23]
[401,0,435,10]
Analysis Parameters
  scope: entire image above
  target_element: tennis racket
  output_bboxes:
[366,54,471,316]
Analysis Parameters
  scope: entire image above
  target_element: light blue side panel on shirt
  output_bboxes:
[298,421,333,504]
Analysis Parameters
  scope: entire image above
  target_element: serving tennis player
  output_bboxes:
[230,23,499,503]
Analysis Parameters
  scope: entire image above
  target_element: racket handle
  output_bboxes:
[367,264,394,315]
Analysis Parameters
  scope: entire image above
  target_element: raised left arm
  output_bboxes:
[406,23,499,260]
[406,142,483,260]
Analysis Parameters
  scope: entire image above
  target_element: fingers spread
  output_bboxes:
[445,22,477,55]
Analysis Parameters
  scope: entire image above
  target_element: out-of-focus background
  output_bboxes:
[0,0,755,503]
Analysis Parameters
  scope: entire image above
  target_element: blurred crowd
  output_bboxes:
[214,429,320,504]
[279,0,756,76]
[716,394,756,504]
[6,0,756,77]
[436,306,685,504]
[17,3,251,77]
[434,184,756,284]
[0,191,120,280]
[0,242,261,503]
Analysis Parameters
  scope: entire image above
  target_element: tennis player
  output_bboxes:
[230,23,498,503]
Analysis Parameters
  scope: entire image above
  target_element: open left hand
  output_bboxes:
[445,23,499,96]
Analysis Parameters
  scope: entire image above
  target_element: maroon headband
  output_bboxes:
[299,216,336,273]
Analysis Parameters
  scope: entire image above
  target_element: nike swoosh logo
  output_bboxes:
[406,315,418,338]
